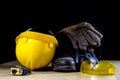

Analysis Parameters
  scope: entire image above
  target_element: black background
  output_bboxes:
[0,1,119,63]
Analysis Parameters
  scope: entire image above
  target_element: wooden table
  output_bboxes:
[0,60,119,80]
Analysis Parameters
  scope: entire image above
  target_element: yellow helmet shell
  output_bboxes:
[15,31,58,70]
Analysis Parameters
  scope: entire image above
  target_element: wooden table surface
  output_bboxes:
[0,60,119,80]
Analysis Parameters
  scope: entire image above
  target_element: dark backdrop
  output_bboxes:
[0,1,119,63]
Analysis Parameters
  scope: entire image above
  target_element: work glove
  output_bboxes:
[56,22,103,52]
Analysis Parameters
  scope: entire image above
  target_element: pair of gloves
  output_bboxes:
[56,22,103,52]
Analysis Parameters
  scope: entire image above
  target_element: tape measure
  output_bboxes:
[11,66,31,76]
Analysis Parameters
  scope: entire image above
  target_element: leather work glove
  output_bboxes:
[56,22,103,52]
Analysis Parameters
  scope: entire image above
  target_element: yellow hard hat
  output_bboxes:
[15,31,58,70]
